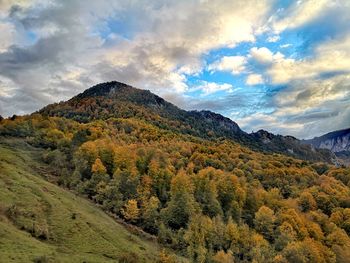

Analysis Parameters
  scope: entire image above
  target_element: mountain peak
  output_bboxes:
[72,81,172,110]
[76,81,131,98]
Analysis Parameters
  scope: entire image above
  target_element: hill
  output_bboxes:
[39,81,333,163]
[0,138,165,262]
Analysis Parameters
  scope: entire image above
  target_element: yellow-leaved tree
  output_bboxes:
[122,199,140,223]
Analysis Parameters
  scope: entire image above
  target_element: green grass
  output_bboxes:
[0,138,161,262]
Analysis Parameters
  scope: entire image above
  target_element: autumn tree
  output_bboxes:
[298,191,317,212]
[193,168,222,218]
[161,170,198,230]
[113,167,140,200]
[184,215,213,263]
[157,249,177,263]
[216,173,246,221]
[225,217,240,253]
[94,178,123,213]
[212,250,234,263]
[91,158,109,187]
[254,205,276,242]
[275,221,297,251]
[142,196,160,234]
[121,199,140,223]
[282,238,335,263]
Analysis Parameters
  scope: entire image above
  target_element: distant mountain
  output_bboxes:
[303,128,350,165]
[304,128,350,152]
[39,81,334,162]
[250,129,333,162]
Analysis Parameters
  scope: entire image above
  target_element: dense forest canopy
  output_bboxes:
[1,109,350,262]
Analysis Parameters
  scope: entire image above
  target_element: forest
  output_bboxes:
[1,113,350,263]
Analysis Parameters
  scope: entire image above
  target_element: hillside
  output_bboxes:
[0,138,165,262]
[1,109,350,262]
[39,81,333,163]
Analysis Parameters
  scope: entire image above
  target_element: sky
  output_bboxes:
[0,0,350,139]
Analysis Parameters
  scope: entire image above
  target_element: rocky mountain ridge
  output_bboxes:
[304,128,350,153]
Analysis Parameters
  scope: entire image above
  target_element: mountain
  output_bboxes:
[39,81,333,163]
[304,128,350,153]
[303,128,350,165]
[39,81,244,140]
[250,129,334,163]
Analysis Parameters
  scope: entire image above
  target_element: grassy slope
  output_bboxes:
[0,138,160,262]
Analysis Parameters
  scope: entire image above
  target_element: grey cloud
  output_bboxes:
[290,110,339,123]
[0,34,69,70]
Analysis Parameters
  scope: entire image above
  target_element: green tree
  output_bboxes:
[161,170,198,230]
[193,168,222,218]
[142,196,160,234]
[184,215,213,263]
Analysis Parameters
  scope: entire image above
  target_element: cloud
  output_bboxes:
[165,89,266,115]
[267,35,280,42]
[0,0,274,117]
[271,0,330,33]
[268,36,350,84]
[192,81,233,95]
[208,56,247,75]
[249,47,284,65]
[208,47,284,80]
[280,43,291,48]
[0,22,15,52]
[237,112,304,135]
[246,74,264,85]
[239,74,350,138]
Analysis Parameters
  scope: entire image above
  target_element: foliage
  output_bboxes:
[1,107,350,262]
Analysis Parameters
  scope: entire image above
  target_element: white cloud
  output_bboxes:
[208,56,247,74]
[280,43,292,48]
[268,36,350,84]
[195,81,233,95]
[246,74,264,85]
[271,0,331,33]
[237,111,305,136]
[267,35,280,42]
[0,23,15,52]
[249,47,284,65]
[238,74,350,138]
